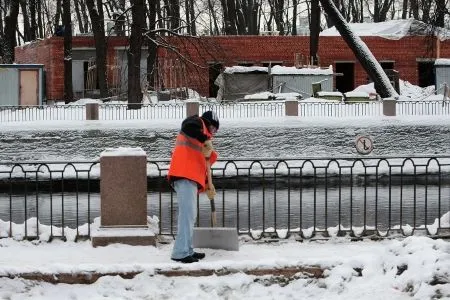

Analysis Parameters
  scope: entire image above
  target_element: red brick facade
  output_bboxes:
[15,34,450,101]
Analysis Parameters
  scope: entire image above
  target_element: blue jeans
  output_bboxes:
[171,179,197,259]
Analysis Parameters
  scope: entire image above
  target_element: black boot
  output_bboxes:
[192,252,205,260]
[171,255,199,263]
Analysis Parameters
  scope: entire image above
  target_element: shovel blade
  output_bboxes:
[193,227,239,251]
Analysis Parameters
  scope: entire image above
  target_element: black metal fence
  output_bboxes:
[0,156,449,241]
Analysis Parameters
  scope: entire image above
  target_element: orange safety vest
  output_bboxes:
[168,118,218,192]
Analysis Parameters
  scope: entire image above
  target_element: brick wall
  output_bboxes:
[16,34,445,100]
[159,35,440,97]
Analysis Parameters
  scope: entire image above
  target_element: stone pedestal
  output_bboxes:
[91,147,155,247]
[285,99,299,116]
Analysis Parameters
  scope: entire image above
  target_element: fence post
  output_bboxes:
[91,147,155,247]
[383,98,397,116]
[85,102,99,120]
[285,99,299,116]
[186,100,200,117]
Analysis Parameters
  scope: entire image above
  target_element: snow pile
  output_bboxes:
[320,18,450,41]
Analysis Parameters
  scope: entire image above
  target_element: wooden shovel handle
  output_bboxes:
[206,160,217,227]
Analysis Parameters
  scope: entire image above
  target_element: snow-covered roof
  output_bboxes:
[223,66,268,74]
[271,65,333,75]
[320,18,450,41]
[435,58,450,66]
[223,65,333,75]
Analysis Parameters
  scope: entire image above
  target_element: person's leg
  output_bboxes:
[171,179,197,260]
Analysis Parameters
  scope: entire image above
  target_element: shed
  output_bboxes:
[215,66,269,101]
[0,64,45,106]
[435,58,450,95]
[271,65,334,98]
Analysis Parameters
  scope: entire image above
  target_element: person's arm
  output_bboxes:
[180,116,209,143]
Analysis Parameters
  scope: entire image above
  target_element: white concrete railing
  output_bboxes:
[0,100,449,122]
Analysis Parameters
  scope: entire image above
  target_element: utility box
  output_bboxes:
[0,64,45,106]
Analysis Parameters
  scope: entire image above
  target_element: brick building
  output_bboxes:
[14,19,450,101]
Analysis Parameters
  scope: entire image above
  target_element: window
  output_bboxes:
[262,61,283,67]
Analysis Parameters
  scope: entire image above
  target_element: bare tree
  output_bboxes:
[373,0,395,22]
[319,0,398,98]
[207,0,220,35]
[147,0,158,88]
[310,0,320,65]
[2,0,19,63]
[37,0,44,38]
[19,0,31,41]
[63,0,74,103]
[268,0,285,35]
[29,0,37,40]
[54,0,62,31]
[85,0,109,98]
[128,0,146,107]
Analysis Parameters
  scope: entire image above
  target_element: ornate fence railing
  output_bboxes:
[1,99,449,122]
[0,156,449,241]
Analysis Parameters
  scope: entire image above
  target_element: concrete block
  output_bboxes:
[86,102,99,120]
[383,98,397,116]
[91,226,156,247]
[193,227,239,251]
[186,101,199,117]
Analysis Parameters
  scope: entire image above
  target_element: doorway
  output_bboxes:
[19,70,39,106]
[209,63,223,98]
[335,62,355,93]
[417,61,435,87]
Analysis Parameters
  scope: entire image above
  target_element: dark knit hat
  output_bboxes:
[201,110,219,130]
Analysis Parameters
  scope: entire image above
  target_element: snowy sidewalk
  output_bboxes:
[0,235,449,299]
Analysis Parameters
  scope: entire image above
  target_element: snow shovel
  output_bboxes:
[192,161,239,251]
[206,160,217,227]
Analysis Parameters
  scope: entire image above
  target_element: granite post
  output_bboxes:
[91,147,155,247]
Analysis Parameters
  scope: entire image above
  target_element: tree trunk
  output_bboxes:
[0,0,4,36]
[37,0,44,38]
[401,0,408,19]
[29,0,37,40]
[63,0,74,103]
[19,0,31,41]
[86,0,109,98]
[55,0,62,31]
[291,0,297,35]
[225,0,238,34]
[268,0,284,35]
[147,0,157,88]
[319,0,398,98]
[435,0,447,27]
[410,0,419,19]
[208,0,220,35]
[79,0,89,33]
[169,0,180,32]
[2,1,19,63]
[74,0,85,34]
[310,0,320,65]
[188,0,196,35]
[128,0,145,108]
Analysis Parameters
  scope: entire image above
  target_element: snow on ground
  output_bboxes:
[0,232,448,300]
